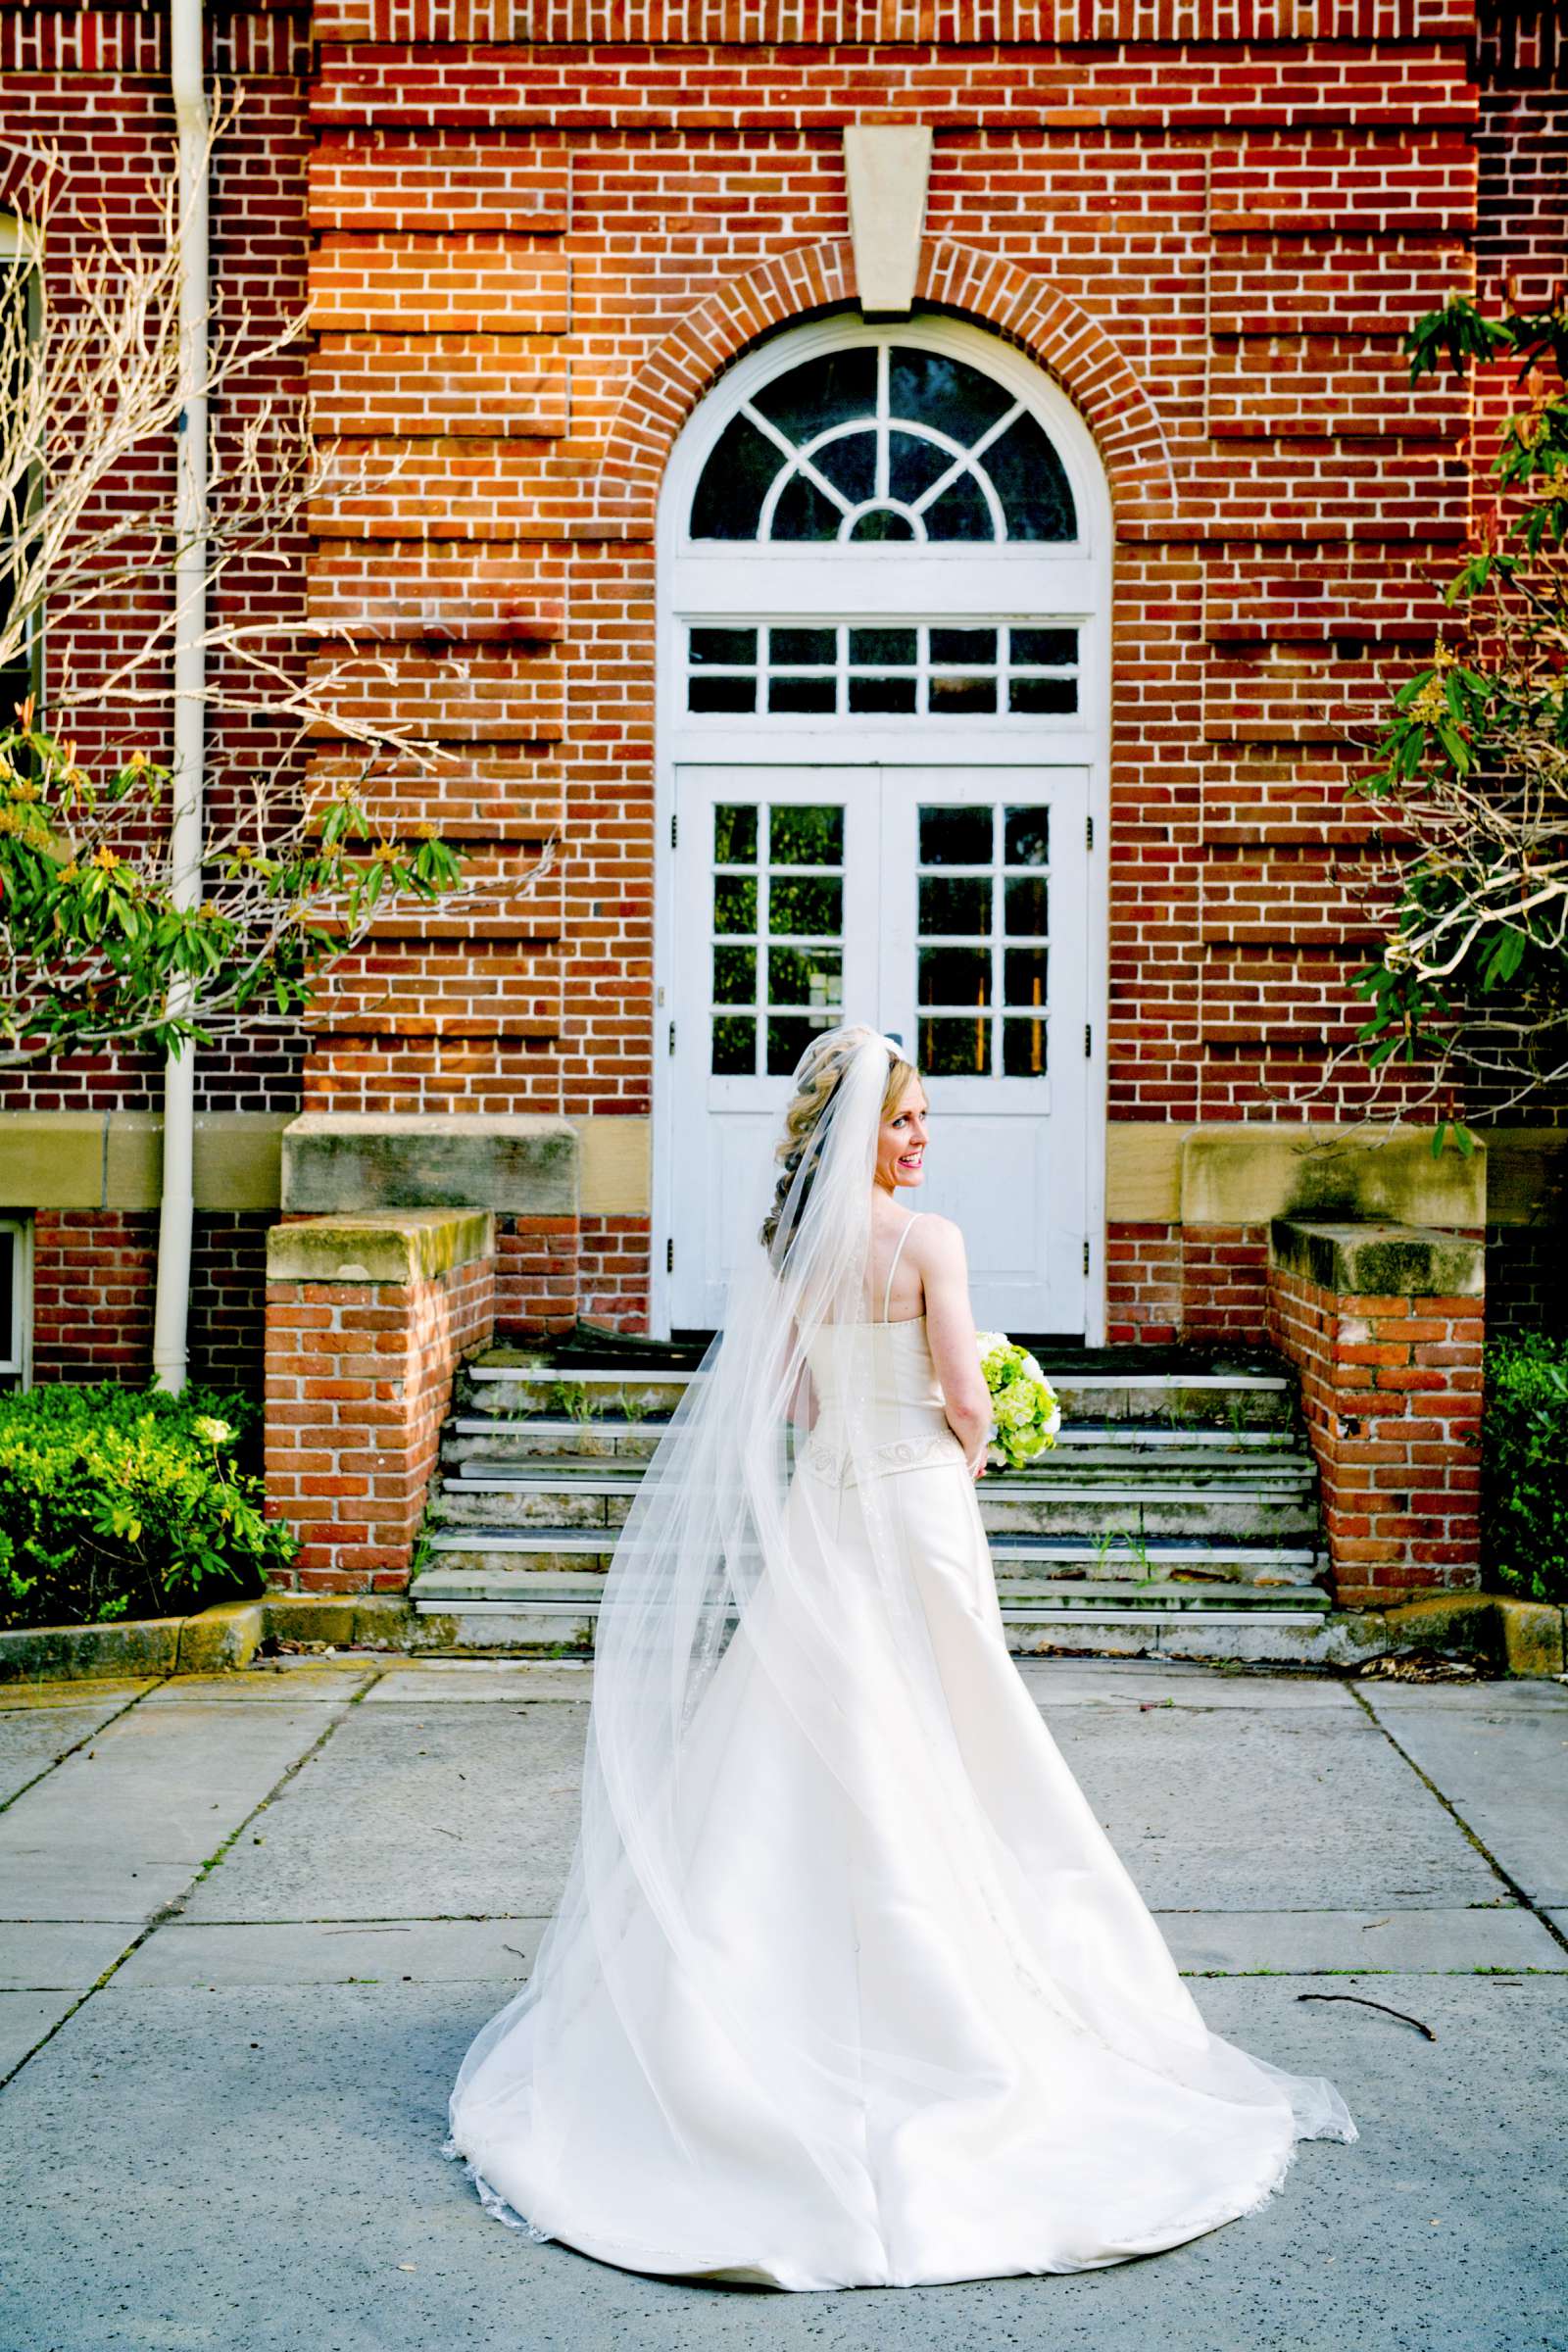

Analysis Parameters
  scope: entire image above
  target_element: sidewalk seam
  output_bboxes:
[0,1665,391,2091]
[1348,1685,1568,1963]
[0,1675,174,1820]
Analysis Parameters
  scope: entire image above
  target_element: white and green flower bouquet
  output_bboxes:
[974,1332,1061,1471]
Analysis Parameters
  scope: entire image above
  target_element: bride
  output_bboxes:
[443,1022,1356,2289]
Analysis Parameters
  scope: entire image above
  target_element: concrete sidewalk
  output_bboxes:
[0,1654,1563,2352]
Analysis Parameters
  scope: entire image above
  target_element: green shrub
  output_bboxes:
[0,1383,297,1633]
[1482,1335,1568,1605]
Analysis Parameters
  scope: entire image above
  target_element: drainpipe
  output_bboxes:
[152,0,208,1394]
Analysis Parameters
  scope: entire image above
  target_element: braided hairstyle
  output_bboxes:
[759,1028,919,1261]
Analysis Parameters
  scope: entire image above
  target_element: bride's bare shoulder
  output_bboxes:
[911,1211,967,1266]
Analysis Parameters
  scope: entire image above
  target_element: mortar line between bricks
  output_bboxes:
[0,1673,177,1818]
[1349,1684,1568,1961]
[0,1665,391,2093]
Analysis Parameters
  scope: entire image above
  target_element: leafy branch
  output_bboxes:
[1336,288,1568,1138]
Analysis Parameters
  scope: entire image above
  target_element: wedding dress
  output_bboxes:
[443,1027,1356,2290]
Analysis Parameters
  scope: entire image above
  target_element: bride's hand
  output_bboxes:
[965,1442,989,1483]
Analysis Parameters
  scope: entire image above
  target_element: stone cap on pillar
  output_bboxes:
[267,1208,495,1286]
[1268,1217,1485,1299]
[280,1113,577,1216]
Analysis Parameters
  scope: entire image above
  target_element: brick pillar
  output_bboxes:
[264,1209,495,1593]
[1264,1218,1485,1611]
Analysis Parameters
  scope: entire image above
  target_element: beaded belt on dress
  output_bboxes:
[799,1423,964,1486]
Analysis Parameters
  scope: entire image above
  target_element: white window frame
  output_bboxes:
[0,1216,33,1388]
[652,314,1111,1342]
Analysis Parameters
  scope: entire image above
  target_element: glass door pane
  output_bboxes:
[877,765,1089,1333]
[671,766,879,1327]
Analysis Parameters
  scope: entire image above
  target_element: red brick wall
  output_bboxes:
[1103,1226,1185,1348]
[30,1211,158,1382]
[190,1214,275,1394]
[292,5,1516,1338]
[579,1213,650,1333]
[28,1207,272,1393]
[264,1246,495,1590]
[9,1,1565,1358]
[1485,1225,1568,1342]
[1266,1260,1484,1608]
[1177,1223,1273,1345]
[1103,1220,1286,1349]
[496,1212,578,1336]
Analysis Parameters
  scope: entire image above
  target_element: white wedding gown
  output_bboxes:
[445,1245,1357,2289]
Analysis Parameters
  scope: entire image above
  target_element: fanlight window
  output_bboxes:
[690,342,1077,545]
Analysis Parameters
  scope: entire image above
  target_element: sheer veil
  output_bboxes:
[444,1018,1356,2262]
[444,1022,990,2222]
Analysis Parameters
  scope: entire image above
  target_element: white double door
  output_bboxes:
[664,762,1092,1335]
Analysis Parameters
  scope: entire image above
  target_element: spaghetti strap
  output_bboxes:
[880,1212,923,1322]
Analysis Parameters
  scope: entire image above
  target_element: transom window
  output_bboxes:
[690,342,1078,545]
[686,621,1079,720]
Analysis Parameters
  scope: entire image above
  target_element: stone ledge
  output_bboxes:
[0,1111,290,1211]
[266,1208,494,1286]
[281,1112,576,1216]
[1268,1217,1486,1299]
[1183,1124,1488,1230]
[3,1591,1561,1683]
[0,1594,407,1685]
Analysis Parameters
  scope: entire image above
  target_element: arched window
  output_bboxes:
[691,341,1077,544]
[670,320,1095,727]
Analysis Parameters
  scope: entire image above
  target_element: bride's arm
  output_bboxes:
[783,1321,818,1430]
[916,1217,992,1480]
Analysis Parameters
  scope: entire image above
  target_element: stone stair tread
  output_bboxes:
[441,1458,1316,1495]
[450,1414,672,1437]
[1054,1426,1294,1448]
[466,1347,1289,1385]
[427,1529,619,1552]
[463,1368,1292,1402]
[447,1414,1295,1447]
[990,1535,1320,1562]
[409,1569,1328,1610]
[425,1524,1321,1559]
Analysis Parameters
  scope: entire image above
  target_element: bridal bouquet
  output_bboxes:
[975,1332,1061,1471]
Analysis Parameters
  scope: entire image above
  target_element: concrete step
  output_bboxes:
[459,1351,1298,1431]
[410,1566,1329,1614]
[427,1480,1322,1543]
[420,1529,1324,1587]
[444,1450,1314,1489]
[446,1418,669,1463]
[442,1414,1302,1467]
[405,1604,1354,1666]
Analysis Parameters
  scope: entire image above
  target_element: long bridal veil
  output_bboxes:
[443,1021,1355,2278]
[444,1026,957,2220]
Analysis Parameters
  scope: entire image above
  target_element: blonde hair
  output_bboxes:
[760,1038,919,1257]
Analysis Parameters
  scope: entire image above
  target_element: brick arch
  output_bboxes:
[598,235,1177,529]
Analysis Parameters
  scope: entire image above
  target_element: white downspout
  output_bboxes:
[152,0,208,1393]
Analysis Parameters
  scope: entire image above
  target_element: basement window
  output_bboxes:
[0,1217,31,1390]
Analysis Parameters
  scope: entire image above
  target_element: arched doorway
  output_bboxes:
[651,316,1110,1338]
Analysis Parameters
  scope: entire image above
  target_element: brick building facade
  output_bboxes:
[1,2,1564,1410]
